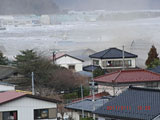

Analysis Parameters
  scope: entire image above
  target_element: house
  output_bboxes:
[54,54,84,72]
[88,47,138,72]
[0,82,15,92]
[0,91,60,120]
[65,94,111,120]
[94,69,160,96]
[94,86,160,120]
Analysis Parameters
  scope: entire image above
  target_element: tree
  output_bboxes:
[147,59,160,69]
[93,68,105,78]
[145,45,159,67]
[0,51,9,65]
[14,49,87,93]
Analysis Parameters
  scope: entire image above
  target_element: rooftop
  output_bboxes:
[89,47,138,59]
[0,91,61,105]
[54,54,84,62]
[94,69,160,84]
[66,97,110,112]
[94,86,160,120]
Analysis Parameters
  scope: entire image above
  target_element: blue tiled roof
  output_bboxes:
[89,48,138,59]
[149,66,160,74]
[94,86,160,120]
[65,98,109,112]
[83,65,102,72]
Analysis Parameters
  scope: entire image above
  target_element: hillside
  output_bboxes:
[0,0,59,15]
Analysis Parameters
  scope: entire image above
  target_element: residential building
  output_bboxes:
[95,69,160,96]
[0,91,60,120]
[88,47,138,72]
[95,86,160,120]
[54,54,84,72]
[65,93,111,120]
[0,82,15,92]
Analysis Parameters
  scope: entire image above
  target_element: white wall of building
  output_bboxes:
[0,97,57,120]
[92,58,136,69]
[55,56,83,72]
[0,84,15,92]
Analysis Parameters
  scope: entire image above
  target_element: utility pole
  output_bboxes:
[32,72,35,95]
[91,60,96,120]
[81,84,84,118]
[122,45,125,70]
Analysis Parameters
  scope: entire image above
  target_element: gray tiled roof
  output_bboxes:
[94,86,160,120]
[66,98,109,112]
[89,48,138,59]
[149,66,160,74]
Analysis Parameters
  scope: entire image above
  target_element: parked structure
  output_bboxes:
[88,47,138,72]
[95,86,160,120]
[0,91,60,120]
[54,54,84,72]
[95,69,160,96]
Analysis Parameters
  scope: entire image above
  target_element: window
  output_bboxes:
[34,108,57,119]
[2,111,17,120]
[68,65,75,72]
[93,60,99,66]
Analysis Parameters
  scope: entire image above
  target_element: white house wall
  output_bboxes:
[55,56,83,72]
[92,58,136,69]
[0,85,15,92]
[0,97,57,120]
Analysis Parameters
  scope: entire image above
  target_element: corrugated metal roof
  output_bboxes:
[66,98,109,112]
[94,69,160,83]
[94,86,160,120]
[89,48,138,59]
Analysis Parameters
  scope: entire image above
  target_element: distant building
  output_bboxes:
[54,54,84,72]
[95,69,160,96]
[0,91,60,120]
[95,86,160,120]
[40,15,50,25]
[88,47,138,72]
[0,82,15,92]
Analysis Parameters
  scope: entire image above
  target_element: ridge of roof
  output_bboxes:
[55,54,84,62]
[112,71,122,82]
[101,49,111,59]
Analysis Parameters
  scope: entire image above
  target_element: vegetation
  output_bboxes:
[93,68,105,78]
[146,45,160,68]
[14,49,87,94]
[0,51,9,65]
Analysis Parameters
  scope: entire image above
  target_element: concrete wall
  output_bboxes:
[0,97,57,120]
